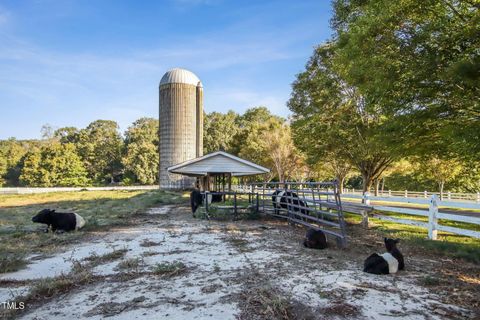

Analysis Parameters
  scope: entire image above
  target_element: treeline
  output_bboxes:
[1,105,479,192]
[0,106,306,187]
[205,108,480,194]
[0,118,158,187]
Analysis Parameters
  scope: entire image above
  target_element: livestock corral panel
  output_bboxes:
[248,182,347,247]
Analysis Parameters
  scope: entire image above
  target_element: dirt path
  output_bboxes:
[1,205,478,319]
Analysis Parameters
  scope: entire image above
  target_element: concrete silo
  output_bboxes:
[159,68,203,189]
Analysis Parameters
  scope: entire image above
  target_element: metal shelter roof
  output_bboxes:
[167,151,270,177]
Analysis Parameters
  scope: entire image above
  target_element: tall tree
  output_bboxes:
[260,124,306,182]
[421,157,462,199]
[203,111,240,154]
[40,124,55,140]
[310,158,353,193]
[289,44,395,193]
[54,127,80,144]
[0,139,34,186]
[235,107,284,170]
[20,143,89,187]
[332,0,480,159]
[77,120,124,184]
[123,118,159,185]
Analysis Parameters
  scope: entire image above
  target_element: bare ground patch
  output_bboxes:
[0,205,478,319]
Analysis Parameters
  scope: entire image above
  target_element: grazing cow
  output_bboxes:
[190,190,224,214]
[363,238,405,274]
[32,209,85,233]
[272,189,308,215]
[190,189,203,214]
[303,228,327,249]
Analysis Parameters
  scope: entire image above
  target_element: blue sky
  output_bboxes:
[0,0,333,139]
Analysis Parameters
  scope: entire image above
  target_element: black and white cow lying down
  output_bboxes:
[272,189,309,215]
[32,209,85,233]
[190,189,223,213]
[303,228,328,249]
[363,238,405,274]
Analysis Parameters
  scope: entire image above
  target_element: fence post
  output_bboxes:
[233,193,238,220]
[404,190,408,198]
[424,190,428,198]
[477,192,480,203]
[428,195,438,240]
[447,191,451,200]
[362,192,370,205]
[361,209,369,228]
[388,190,392,197]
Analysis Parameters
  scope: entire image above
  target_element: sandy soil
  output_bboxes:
[1,205,478,319]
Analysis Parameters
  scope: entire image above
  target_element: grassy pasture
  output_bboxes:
[1,189,478,276]
[0,190,188,273]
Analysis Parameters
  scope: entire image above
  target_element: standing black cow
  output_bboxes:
[363,238,405,274]
[272,189,308,215]
[190,190,223,214]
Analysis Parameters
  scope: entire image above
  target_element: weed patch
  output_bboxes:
[116,258,142,271]
[0,251,27,273]
[151,261,187,278]
[83,248,128,267]
[238,285,311,320]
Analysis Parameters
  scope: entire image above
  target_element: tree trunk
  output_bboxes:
[381,178,385,195]
[362,173,373,194]
[337,176,345,194]
[278,171,284,184]
[357,156,393,200]
[374,179,380,196]
[439,181,444,200]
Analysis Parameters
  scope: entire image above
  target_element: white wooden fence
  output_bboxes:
[0,186,159,195]
[342,192,480,239]
[344,188,480,202]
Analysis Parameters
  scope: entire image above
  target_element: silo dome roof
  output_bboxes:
[160,68,201,86]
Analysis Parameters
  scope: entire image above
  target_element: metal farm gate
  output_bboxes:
[247,181,347,247]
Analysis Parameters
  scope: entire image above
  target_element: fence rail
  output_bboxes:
[344,188,480,202]
[0,186,159,195]
[245,182,347,247]
[343,192,480,239]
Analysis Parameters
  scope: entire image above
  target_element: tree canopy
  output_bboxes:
[122,117,159,185]
[332,0,480,158]
[20,142,89,187]
[77,120,124,184]
[289,44,395,192]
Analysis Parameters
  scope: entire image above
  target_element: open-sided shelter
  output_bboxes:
[167,151,270,191]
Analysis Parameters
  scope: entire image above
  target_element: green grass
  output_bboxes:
[195,194,260,220]
[420,275,442,286]
[0,190,188,273]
